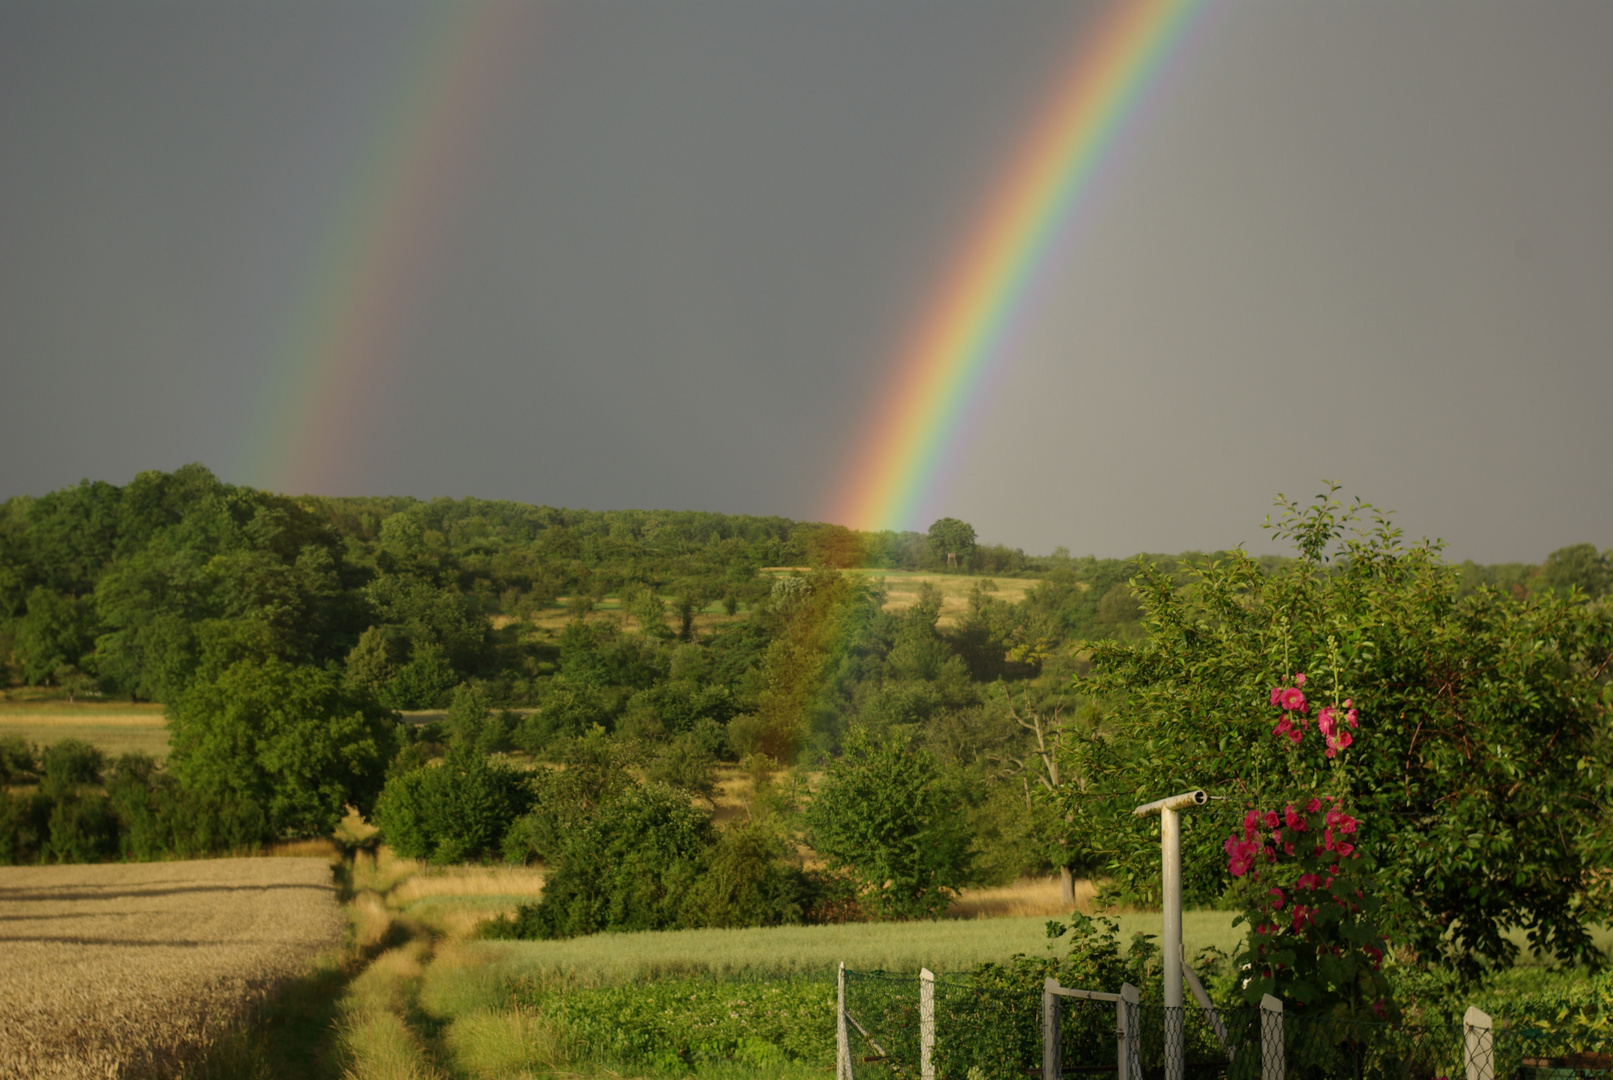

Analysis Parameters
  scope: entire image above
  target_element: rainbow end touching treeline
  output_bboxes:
[831,0,1210,534]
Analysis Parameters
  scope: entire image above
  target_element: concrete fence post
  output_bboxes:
[1120,983,1140,1080]
[920,968,935,1080]
[1259,994,1283,1080]
[837,962,852,1080]
[1465,1006,1494,1080]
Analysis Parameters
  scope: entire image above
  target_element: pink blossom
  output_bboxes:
[1317,706,1337,738]
[1336,842,1355,858]
[1243,810,1260,837]
[1270,686,1284,707]
[1295,873,1320,891]
[1283,841,1295,855]
[1306,797,1322,813]
[1268,887,1286,910]
[1284,805,1306,831]
[1288,728,1303,745]
[1345,709,1359,729]
[1294,673,1306,687]
[1263,810,1280,830]
[1280,687,1307,712]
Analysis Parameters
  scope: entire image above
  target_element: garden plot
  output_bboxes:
[0,856,344,1079]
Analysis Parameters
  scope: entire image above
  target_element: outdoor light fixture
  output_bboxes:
[1134,789,1209,1080]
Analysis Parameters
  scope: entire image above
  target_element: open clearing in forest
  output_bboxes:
[0,856,344,1079]
[0,701,170,759]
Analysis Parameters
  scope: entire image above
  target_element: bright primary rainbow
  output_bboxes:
[832,0,1211,533]
[244,0,525,495]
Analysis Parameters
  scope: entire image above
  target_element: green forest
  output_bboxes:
[2,467,1611,994]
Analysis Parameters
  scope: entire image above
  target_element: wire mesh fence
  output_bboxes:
[836,967,1612,1080]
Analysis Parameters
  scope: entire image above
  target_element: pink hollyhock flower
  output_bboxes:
[1280,687,1307,712]
[1306,797,1322,813]
[1263,810,1280,830]
[1270,687,1284,707]
[1284,805,1306,831]
[1283,841,1295,855]
[1287,728,1303,745]
[1244,810,1260,836]
[1272,716,1292,739]
[1296,873,1320,891]
[1317,706,1337,737]
[1336,842,1355,857]
[1346,709,1359,729]
[1324,828,1335,850]
[1268,887,1285,910]
[1294,673,1306,687]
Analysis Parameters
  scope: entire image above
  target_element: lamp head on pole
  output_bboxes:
[1132,790,1208,817]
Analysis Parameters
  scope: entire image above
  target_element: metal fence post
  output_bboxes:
[1465,1006,1494,1080]
[1259,994,1283,1080]
[838,962,853,1080]
[921,968,935,1080]
[1043,977,1062,1080]
[1120,982,1140,1080]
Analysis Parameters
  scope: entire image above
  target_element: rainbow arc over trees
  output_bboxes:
[832,0,1210,533]
[246,0,526,495]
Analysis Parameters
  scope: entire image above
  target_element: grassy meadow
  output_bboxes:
[0,697,170,759]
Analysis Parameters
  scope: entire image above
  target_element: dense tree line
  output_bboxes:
[2,469,1609,966]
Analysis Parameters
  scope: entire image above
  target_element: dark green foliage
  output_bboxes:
[510,977,834,1073]
[0,733,36,783]
[167,658,398,840]
[684,822,812,928]
[39,736,104,789]
[805,726,974,919]
[373,748,531,863]
[511,780,716,938]
[1072,488,1613,976]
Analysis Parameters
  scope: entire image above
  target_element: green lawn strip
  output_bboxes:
[462,911,1243,986]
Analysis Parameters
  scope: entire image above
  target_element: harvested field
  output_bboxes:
[0,703,170,760]
[0,856,345,1079]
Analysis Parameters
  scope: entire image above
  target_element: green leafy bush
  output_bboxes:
[512,976,834,1072]
[805,726,973,919]
[510,780,716,938]
[373,748,530,863]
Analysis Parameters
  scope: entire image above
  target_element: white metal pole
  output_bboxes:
[1161,805,1183,1080]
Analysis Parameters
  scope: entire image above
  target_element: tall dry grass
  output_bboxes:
[947,875,1097,919]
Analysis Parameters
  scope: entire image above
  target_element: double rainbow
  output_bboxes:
[832,0,1210,533]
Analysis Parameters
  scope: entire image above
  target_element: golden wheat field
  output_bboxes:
[0,856,345,1079]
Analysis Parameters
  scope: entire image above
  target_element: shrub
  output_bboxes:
[373,748,530,864]
[511,781,714,938]
[804,726,973,919]
[168,657,399,839]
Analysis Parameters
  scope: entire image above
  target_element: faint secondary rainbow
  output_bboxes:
[244,0,527,495]
[833,0,1210,532]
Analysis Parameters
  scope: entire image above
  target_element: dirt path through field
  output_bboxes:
[0,857,345,1079]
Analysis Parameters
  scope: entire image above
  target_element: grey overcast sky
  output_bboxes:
[2,0,1610,563]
